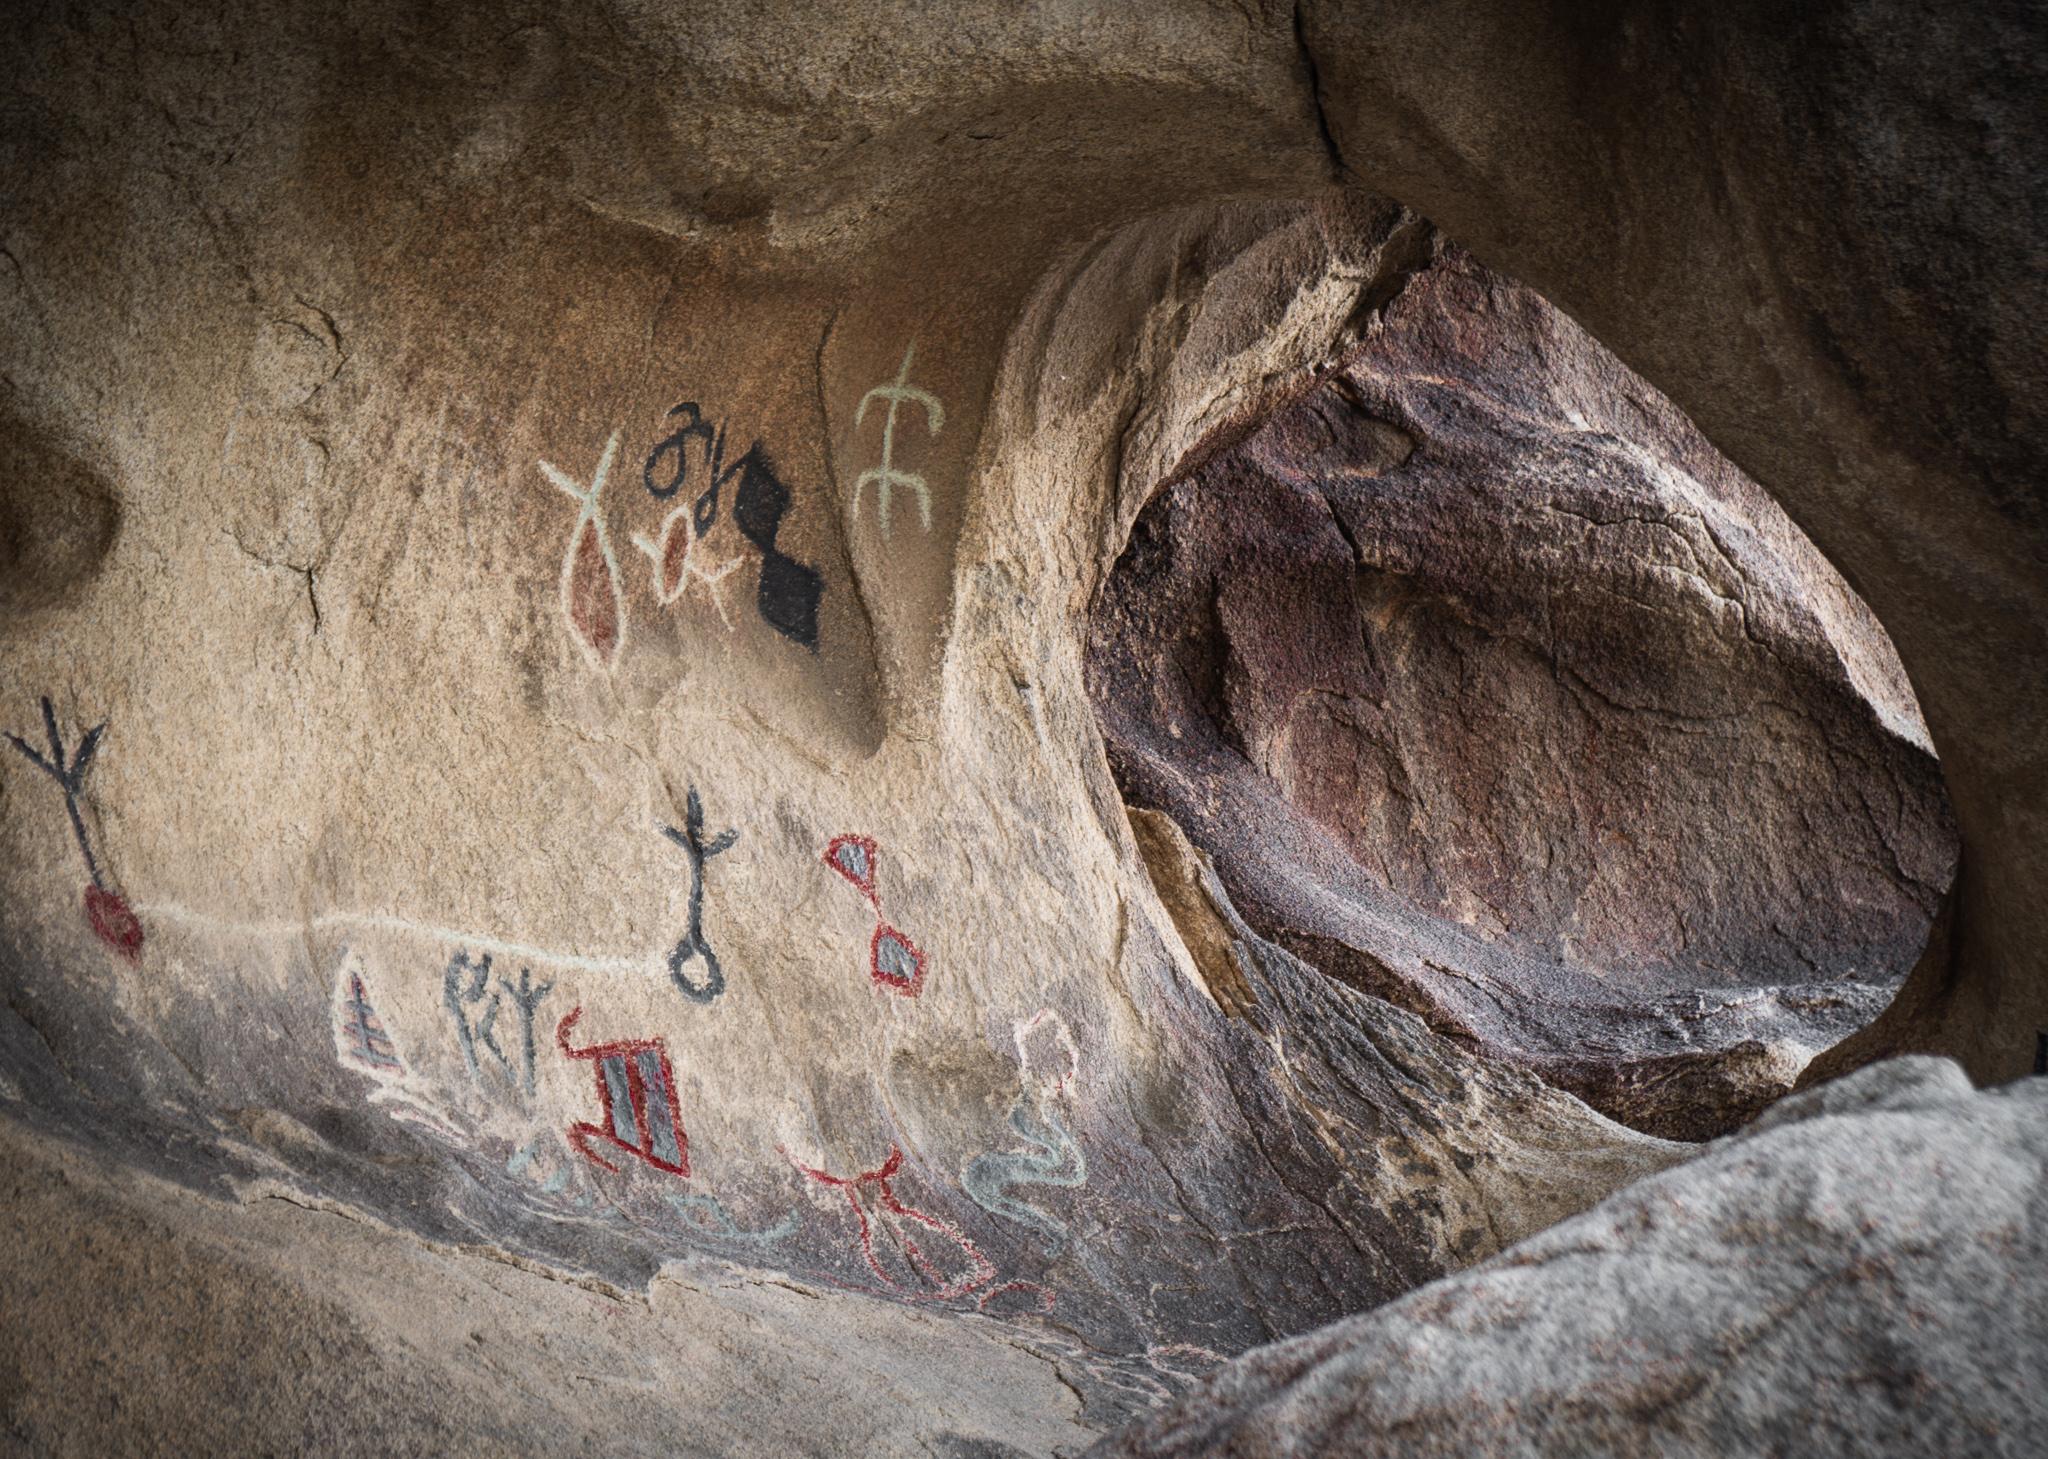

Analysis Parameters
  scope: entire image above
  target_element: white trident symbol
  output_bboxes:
[854,344,944,538]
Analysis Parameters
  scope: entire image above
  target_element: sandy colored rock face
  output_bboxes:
[1089,248,1955,1140]
[0,0,2039,1453]
[0,14,1674,1421]
[0,1116,1104,1459]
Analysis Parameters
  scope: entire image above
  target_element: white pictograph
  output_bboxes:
[539,431,627,670]
[854,344,944,537]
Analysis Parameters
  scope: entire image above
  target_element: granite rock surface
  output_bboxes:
[1089,245,1954,1140]
[0,0,2039,1453]
[1090,1056,2047,1459]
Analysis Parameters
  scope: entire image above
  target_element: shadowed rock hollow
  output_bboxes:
[0,1,2040,1455]
[1089,246,1956,1141]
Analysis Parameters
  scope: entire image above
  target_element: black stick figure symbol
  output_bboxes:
[660,788,738,1003]
[7,695,109,889]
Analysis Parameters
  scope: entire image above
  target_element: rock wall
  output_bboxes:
[1090,1056,2048,1459]
[1088,245,1954,1139]
[0,0,2039,1453]
[0,13,1675,1400]
[1293,1,2046,1087]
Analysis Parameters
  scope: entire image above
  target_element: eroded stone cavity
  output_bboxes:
[2,0,2037,1445]
[1088,247,1957,1141]
[0,402,120,619]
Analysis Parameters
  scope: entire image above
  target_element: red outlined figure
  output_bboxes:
[823,834,927,997]
[867,923,926,996]
[825,834,879,904]
[6,695,143,960]
[784,1143,995,1301]
[976,1281,1056,1316]
[539,432,627,671]
[557,1006,689,1178]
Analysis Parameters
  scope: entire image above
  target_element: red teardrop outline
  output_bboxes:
[824,834,881,905]
[869,921,925,997]
[660,518,694,598]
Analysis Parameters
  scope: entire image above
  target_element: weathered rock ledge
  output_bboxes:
[1091,1056,2048,1459]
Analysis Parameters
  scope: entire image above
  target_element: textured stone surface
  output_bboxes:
[1089,1057,2048,1459]
[0,0,2039,1452]
[1089,245,1954,1139]
[0,1112,1102,1459]
[0,146,1676,1434]
[1294,2,2047,1086]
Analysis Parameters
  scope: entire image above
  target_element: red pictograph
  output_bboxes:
[866,922,926,997]
[557,1006,690,1179]
[6,697,146,963]
[976,1280,1056,1315]
[85,885,145,961]
[824,834,880,906]
[822,834,927,997]
[539,433,628,673]
[785,1143,995,1301]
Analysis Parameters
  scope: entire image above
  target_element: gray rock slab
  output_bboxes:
[1091,1057,2047,1458]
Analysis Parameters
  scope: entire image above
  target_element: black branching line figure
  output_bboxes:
[7,695,144,959]
[8,696,110,888]
[642,402,825,650]
[660,787,739,1004]
[443,950,553,1095]
[498,966,554,1096]
[444,949,503,1081]
[644,401,719,517]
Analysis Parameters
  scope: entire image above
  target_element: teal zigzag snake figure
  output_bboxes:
[964,1096,1087,1255]
[963,1007,1087,1255]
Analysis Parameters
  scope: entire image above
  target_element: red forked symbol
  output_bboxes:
[784,1143,994,1300]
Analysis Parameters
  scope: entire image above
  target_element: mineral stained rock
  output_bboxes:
[0,0,2040,1454]
[0,1112,1103,1459]
[1295,2,2046,1087]
[0,107,1678,1435]
[1088,1055,2048,1459]
[1088,246,1956,1141]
